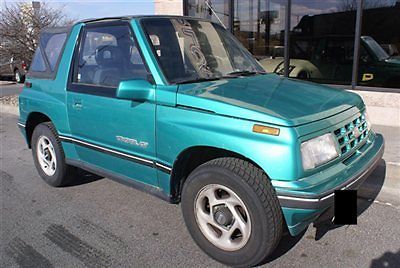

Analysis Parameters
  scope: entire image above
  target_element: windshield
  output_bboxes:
[141,18,265,84]
[362,36,390,61]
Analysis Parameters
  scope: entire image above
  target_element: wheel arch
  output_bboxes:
[25,111,53,148]
[169,145,266,202]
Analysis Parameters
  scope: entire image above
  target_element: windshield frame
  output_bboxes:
[139,17,265,85]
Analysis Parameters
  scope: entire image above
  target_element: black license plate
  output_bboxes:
[334,190,357,225]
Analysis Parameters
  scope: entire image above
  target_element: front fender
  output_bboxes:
[156,105,300,188]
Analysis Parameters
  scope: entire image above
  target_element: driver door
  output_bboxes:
[66,21,157,186]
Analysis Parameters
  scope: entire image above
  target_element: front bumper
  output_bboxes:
[275,133,384,235]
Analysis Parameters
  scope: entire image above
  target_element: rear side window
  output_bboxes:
[29,28,69,78]
[30,47,47,72]
[43,33,67,71]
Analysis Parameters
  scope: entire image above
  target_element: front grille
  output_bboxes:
[334,113,369,156]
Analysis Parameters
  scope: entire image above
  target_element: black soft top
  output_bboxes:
[75,15,210,25]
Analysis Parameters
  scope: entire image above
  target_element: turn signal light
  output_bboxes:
[252,125,280,136]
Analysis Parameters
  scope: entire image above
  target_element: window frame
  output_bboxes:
[28,27,71,80]
[67,20,152,98]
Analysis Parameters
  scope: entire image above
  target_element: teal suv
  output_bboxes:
[18,16,384,267]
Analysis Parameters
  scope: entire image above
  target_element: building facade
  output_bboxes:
[155,0,400,90]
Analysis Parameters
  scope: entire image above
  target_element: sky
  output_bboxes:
[1,0,155,20]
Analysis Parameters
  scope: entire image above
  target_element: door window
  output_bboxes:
[73,24,147,89]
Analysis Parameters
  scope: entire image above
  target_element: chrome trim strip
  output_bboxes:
[18,122,26,128]
[155,162,172,172]
[277,195,320,203]
[277,192,335,203]
[59,135,172,174]
[59,135,153,164]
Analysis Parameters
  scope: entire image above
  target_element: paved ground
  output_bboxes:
[0,82,23,97]
[1,111,400,267]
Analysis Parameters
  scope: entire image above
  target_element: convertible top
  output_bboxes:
[40,26,71,34]
[76,15,210,25]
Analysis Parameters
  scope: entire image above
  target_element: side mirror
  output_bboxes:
[116,79,155,101]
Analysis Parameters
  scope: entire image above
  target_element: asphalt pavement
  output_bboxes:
[0,81,23,97]
[1,109,400,267]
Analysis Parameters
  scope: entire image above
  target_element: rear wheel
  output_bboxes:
[181,157,283,267]
[31,122,76,186]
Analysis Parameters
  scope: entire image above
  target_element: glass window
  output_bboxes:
[263,0,357,85]
[30,31,68,74]
[358,0,400,88]
[42,33,67,71]
[233,0,286,59]
[74,24,147,88]
[141,18,265,84]
[187,0,231,30]
[30,46,47,72]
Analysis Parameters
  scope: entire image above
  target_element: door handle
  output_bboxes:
[72,99,82,110]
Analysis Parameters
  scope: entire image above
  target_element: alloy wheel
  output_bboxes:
[36,135,57,176]
[194,184,251,251]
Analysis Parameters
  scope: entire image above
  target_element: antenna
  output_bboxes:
[205,0,227,29]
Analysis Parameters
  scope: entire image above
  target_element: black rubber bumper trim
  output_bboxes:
[277,136,384,210]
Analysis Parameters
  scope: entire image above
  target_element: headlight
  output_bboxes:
[301,133,339,170]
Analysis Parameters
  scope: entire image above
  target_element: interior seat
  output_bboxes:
[93,45,122,87]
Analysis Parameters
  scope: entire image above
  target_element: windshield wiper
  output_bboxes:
[175,76,223,84]
[175,71,267,84]
[225,70,266,77]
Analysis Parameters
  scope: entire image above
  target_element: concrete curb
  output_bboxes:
[359,162,400,206]
[1,104,19,115]
[350,90,400,128]
[350,90,400,108]
[369,106,400,128]
[0,81,16,86]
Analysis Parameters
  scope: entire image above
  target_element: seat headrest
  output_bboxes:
[95,45,121,66]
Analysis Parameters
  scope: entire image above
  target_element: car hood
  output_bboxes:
[177,74,363,127]
[385,57,400,65]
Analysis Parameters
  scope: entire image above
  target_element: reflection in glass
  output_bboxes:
[358,0,400,88]
[259,0,357,85]
[233,0,286,59]
[187,0,231,29]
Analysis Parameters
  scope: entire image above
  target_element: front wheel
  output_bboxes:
[181,158,283,267]
[31,122,76,187]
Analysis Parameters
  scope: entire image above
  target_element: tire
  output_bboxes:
[31,122,76,187]
[181,157,283,267]
[14,69,25,83]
